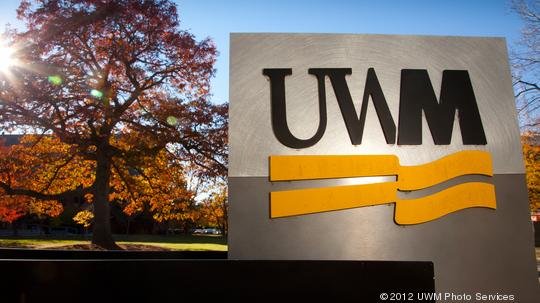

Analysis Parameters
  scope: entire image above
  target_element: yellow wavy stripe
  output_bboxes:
[270,182,397,218]
[269,155,399,181]
[269,151,496,223]
[394,182,496,225]
[398,151,493,191]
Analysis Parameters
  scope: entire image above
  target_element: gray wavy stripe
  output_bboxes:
[266,174,493,199]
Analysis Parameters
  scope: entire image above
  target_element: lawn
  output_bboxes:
[0,234,227,251]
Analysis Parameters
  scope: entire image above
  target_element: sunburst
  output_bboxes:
[0,40,17,73]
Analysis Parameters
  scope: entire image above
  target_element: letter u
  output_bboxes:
[263,68,327,148]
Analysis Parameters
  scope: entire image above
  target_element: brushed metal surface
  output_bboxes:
[229,174,540,301]
[229,33,524,177]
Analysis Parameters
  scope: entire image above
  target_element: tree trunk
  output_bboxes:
[91,148,120,250]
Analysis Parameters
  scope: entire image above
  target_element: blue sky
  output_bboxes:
[0,0,525,104]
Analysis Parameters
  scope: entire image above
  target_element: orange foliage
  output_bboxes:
[194,186,228,232]
[0,195,28,223]
[0,136,70,222]
[108,137,194,222]
[522,133,540,212]
[73,210,94,228]
[0,134,195,223]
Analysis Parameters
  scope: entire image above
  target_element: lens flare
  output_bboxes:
[90,89,103,99]
[48,75,63,85]
[166,116,178,126]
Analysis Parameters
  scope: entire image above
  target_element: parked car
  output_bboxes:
[203,228,222,235]
[192,228,205,234]
[192,228,222,235]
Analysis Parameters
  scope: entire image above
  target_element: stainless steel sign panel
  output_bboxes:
[228,33,539,301]
[229,33,523,177]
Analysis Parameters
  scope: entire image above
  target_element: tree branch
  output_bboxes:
[41,152,78,193]
[0,181,93,201]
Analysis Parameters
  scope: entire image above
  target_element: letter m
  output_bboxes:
[397,70,487,145]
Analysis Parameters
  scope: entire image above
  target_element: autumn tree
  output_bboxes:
[194,185,227,234]
[0,0,227,249]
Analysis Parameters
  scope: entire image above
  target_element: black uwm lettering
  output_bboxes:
[263,68,487,148]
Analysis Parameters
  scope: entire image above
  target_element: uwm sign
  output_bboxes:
[229,35,539,300]
[263,68,487,148]
[263,67,496,225]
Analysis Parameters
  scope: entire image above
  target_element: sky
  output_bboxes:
[0,0,525,104]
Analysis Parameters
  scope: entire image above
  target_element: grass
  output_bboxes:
[0,234,227,251]
[115,234,227,251]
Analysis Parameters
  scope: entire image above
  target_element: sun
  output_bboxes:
[0,41,16,73]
